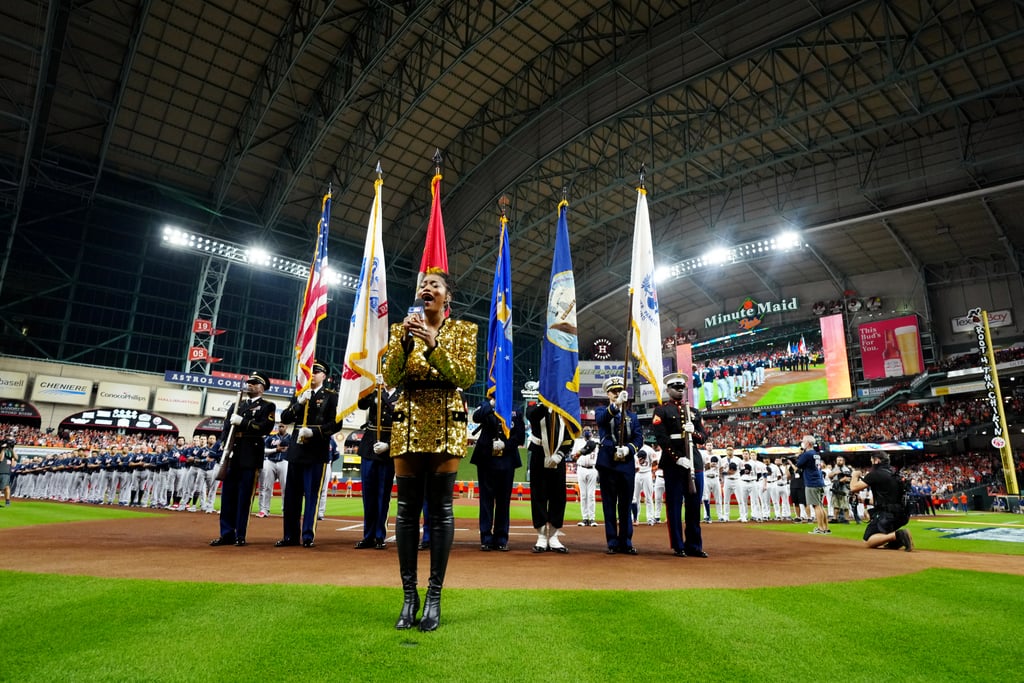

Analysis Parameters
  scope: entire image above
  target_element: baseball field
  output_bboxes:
[1,500,1021,682]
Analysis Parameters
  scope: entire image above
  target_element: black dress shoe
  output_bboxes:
[234,539,247,546]
[673,549,688,557]
[480,543,492,551]
[691,550,709,558]
[375,540,387,549]
[303,540,315,548]
[605,547,618,555]
[492,544,509,552]
[622,546,638,555]
[275,539,298,547]
[354,539,375,549]
[209,537,235,547]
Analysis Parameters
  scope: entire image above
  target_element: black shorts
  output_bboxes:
[864,510,907,539]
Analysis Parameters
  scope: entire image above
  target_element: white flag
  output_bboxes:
[336,175,389,421]
[629,186,664,404]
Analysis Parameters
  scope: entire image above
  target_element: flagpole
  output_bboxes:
[373,162,385,435]
[618,167,645,445]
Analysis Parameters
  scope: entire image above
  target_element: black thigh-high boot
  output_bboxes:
[420,471,457,632]
[395,474,426,629]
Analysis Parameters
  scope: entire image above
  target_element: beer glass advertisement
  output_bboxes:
[858,315,924,380]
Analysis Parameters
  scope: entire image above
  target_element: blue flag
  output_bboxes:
[486,214,514,438]
[538,200,581,438]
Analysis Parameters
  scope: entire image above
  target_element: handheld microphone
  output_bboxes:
[405,299,425,340]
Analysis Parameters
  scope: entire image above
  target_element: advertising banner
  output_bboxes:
[154,388,202,415]
[30,374,93,406]
[96,381,150,410]
[951,308,1012,333]
[858,315,924,380]
[0,371,28,400]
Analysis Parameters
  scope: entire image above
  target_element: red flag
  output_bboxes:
[193,319,212,334]
[188,346,208,361]
[208,356,223,364]
[418,172,449,283]
[294,191,331,394]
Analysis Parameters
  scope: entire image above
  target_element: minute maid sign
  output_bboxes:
[704,296,799,330]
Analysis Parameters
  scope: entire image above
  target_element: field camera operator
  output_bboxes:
[850,452,913,551]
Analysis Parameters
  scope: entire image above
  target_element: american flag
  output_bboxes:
[294,190,331,394]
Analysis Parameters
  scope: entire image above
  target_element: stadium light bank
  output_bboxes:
[160,225,359,290]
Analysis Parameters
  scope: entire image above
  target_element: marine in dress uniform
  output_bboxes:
[471,399,525,551]
[210,371,276,547]
[651,372,709,557]
[276,361,340,548]
[595,376,643,554]
[355,381,399,549]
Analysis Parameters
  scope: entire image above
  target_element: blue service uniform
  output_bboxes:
[216,396,275,544]
[471,401,525,549]
[356,389,399,547]
[279,386,340,546]
[651,399,708,556]
[595,403,643,552]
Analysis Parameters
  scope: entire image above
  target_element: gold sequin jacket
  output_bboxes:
[382,318,477,458]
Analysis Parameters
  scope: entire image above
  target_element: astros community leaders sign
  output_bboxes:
[704,296,799,329]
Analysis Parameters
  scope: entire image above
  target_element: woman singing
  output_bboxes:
[383,268,477,632]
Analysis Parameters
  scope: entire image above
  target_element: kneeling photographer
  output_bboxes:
[850,452,912,551]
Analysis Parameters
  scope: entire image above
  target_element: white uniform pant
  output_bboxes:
[633,471,655,523]
[758,481,771,518]
[317,465,332,517]
[722,477,742,521]
[577,466,598,521]
[704,475,724,520]
[653,475,665,521]
[739,479,761,521]
[259,459,288,514]
[770,481,790,518]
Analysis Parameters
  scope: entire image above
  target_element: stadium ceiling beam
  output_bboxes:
[89,0,151,203]
[804,244,849,297]
[257,2,436,234]
[0,0,70,302]
[211,0,339,213]
[979,195,1024,296]
[438,1,1024,285]
[742,261,781,300]
[322,1,534,222]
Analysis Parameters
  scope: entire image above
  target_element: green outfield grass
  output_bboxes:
[755,376,827,406]
[0,567,1018,682]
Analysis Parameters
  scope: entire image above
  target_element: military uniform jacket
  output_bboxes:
[595,404,643,474]
[651,400,708,474]
[382,319,477,458]
[357,389,398,463]
[221,396,276,470]
[471,401,525,470]
[525,404,571,463]
[282,388,340,464]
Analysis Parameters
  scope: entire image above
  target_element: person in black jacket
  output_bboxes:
[355,379,399,549]
[472,400,526,551]
[210,371,276,547]
[851,452,913,551]
[276,361,341,548]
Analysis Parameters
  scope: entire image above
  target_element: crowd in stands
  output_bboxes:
[926,344,1024,373]
[2,391,1021,504]
[703,395,1024,448]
